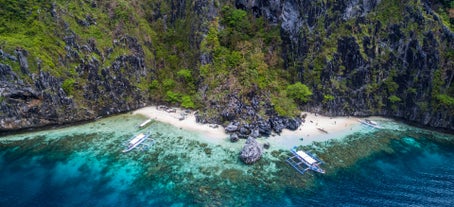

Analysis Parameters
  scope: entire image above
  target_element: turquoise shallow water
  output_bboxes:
[0,114,453,206]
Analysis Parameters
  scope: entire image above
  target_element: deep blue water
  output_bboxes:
[1,115,453,206]
[296,137,454,206]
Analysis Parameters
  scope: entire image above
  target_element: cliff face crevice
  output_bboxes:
[0,0,453,132]
[1,61,77,130]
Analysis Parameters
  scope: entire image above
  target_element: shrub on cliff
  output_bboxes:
[436,94,454,108]
[286,83,312,103]
[62,78,75,96]
[181,95,195,109]
[165,91,180,103]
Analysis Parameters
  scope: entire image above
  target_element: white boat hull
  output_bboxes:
[122,133,151,153]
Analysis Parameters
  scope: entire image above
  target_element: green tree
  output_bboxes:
[323,94,335,103]
[177,69,192,82]
[149,80,159,90]
[436,94,454,106]
[221,6,247,28]
[165,91,180,103]
[163,79,175,91]
[181,95,195,109]
[388,95,401,103]
[286,82,313,103]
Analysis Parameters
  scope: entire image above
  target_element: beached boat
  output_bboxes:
[122,132,152,153]
[138,118,153,128]
[166,108,177,113]
[317,127,328,134]
[209,124,219,128]
[358,119,382,129]
[286,147,325,174]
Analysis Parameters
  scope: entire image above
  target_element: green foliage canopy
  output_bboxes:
[388,95,401,103]
[436,94,454,106]
[286,82,312,103]
[221,6,247,28]
[181,95,195,109]
[177,69,192,81]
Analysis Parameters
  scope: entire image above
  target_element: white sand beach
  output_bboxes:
[133,106,367,149]
[265,112,364,149]
[133,106,228,139]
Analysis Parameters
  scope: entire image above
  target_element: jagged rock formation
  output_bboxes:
[0,0,453,132]
[0,55,86,128]
[203,94,303,139]
[240,137,263,164]
[238,0,454,130]
[0,36,149,130]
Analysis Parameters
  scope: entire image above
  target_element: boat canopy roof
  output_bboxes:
[296,151,317,165]
[130,133,145,144]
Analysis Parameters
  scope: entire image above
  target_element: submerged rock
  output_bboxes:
[240,137,263,164]
[263,142,270,149]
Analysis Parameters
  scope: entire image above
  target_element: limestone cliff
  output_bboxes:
[238,0,454,130]
[0,0,453,133]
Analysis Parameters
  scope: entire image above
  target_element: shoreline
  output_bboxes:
[1,105,452,139]
[133,106,367,149]
[0,105,387,149]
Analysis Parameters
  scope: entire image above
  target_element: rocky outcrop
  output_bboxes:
[0,62,82,130]
[240,137,263,164]
[197,93,303,138]
[0,34,149,131]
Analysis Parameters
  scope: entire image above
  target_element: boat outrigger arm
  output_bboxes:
[286,147,326,174]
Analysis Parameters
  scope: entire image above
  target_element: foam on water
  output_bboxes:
[0,113,453,206]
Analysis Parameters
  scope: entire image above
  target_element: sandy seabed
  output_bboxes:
[133,106,373,149]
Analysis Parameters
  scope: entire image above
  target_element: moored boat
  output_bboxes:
[138,118,153,128]
[286,147,326,174]
[358,119,382,129]
[122,132,151,153]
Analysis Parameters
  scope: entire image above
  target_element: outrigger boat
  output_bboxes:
[138,118,153,128]
[286,147,325,174]
[122,132,153,153]
[358,119,382,129]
